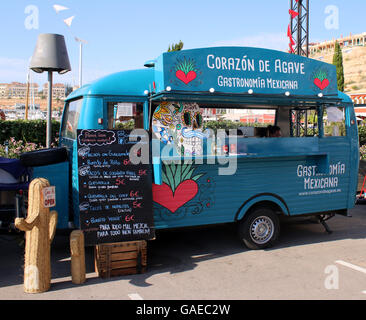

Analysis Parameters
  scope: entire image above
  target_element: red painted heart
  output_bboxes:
[153,180,198,213]
[176,70,197,85]
[314,78,330,90]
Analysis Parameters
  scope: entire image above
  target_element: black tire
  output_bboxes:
[238,207,280,250]
[20,147,68,167]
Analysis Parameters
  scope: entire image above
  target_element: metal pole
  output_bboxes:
[290,0,293,39]
[79,42,83,88]
[25,72,30,120]
[47,71,53,148]
[297,0,302,55]
[305,111,308,136]
[306,0,310,57]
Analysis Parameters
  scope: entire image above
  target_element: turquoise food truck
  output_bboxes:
[39,46,359,249]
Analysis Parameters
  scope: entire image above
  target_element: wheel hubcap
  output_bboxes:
[250,216,274,245]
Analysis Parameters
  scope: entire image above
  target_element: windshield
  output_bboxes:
[61,98,83,140]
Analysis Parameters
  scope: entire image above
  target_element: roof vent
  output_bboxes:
[144,60,156,68]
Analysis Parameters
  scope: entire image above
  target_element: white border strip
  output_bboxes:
[335,260,366,274]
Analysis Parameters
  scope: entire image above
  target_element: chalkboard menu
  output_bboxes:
[77,129,154,246]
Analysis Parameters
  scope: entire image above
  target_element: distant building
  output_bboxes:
[1,82,39,99]
[309,32,366,56]
[239,114,275,124]
[0,82,69,106]
[43,83,66,100]
[0,83,9,98]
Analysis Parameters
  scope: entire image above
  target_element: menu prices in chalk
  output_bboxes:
[77,129,154,246]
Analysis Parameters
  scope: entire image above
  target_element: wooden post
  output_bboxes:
[15,178,58,294]
[70,230,86,284]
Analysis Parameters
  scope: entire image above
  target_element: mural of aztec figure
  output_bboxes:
[152,102,207,156]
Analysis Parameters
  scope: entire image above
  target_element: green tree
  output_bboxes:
[168,41,184,52]
[332,41,344,92]
[65,84,73,96]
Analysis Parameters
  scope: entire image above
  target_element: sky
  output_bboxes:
[0,0,365,87]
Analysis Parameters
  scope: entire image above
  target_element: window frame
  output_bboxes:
[60,98,83,140]
[107,101,144,130]
[289,106,320,138]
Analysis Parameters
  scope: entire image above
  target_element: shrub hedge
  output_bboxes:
[0,120,60,146]
[358,125,366,146]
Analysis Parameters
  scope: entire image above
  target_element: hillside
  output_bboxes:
[310,46,366,94]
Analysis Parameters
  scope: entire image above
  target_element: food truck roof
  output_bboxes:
[66,47,352,106]
[66,68,155,100]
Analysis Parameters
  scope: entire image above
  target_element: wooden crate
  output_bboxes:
[94,241,147,278]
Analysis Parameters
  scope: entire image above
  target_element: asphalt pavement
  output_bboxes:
[0,204,366,301]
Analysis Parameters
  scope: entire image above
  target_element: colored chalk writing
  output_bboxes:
[77,129,154,246]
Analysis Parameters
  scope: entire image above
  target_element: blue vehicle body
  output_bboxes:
[56,47,359,241]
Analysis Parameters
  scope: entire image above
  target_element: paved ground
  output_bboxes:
[1,204,366,301]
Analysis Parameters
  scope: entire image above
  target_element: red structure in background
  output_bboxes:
[351,94,366,106]
[288,0,310,57]
[351,94,366,121]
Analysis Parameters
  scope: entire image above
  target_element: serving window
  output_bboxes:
[201,106,276,137]
[151,101,282,156]
[151,100,349,161]
[107,102,144,130]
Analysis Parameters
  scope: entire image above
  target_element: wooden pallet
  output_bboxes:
[94,241,147,278]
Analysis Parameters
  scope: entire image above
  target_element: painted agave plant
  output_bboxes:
[153,162,205,213]
[175,57,198,85]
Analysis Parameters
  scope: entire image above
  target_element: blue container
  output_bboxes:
[32,162,69,229]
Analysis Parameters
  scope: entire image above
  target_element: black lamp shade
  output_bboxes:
[30,34,71,74]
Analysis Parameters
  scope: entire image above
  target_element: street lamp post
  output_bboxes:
[75,37,88,88]
[30,33,71,148]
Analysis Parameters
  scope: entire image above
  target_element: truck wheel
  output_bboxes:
[20,147,68,167]
[238,207,280,250]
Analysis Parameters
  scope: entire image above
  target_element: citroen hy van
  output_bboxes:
[53,47,359,249]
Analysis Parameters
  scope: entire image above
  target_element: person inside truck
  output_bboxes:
[267,125,282,137]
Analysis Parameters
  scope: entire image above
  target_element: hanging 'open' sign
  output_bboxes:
[43,186,56,208]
